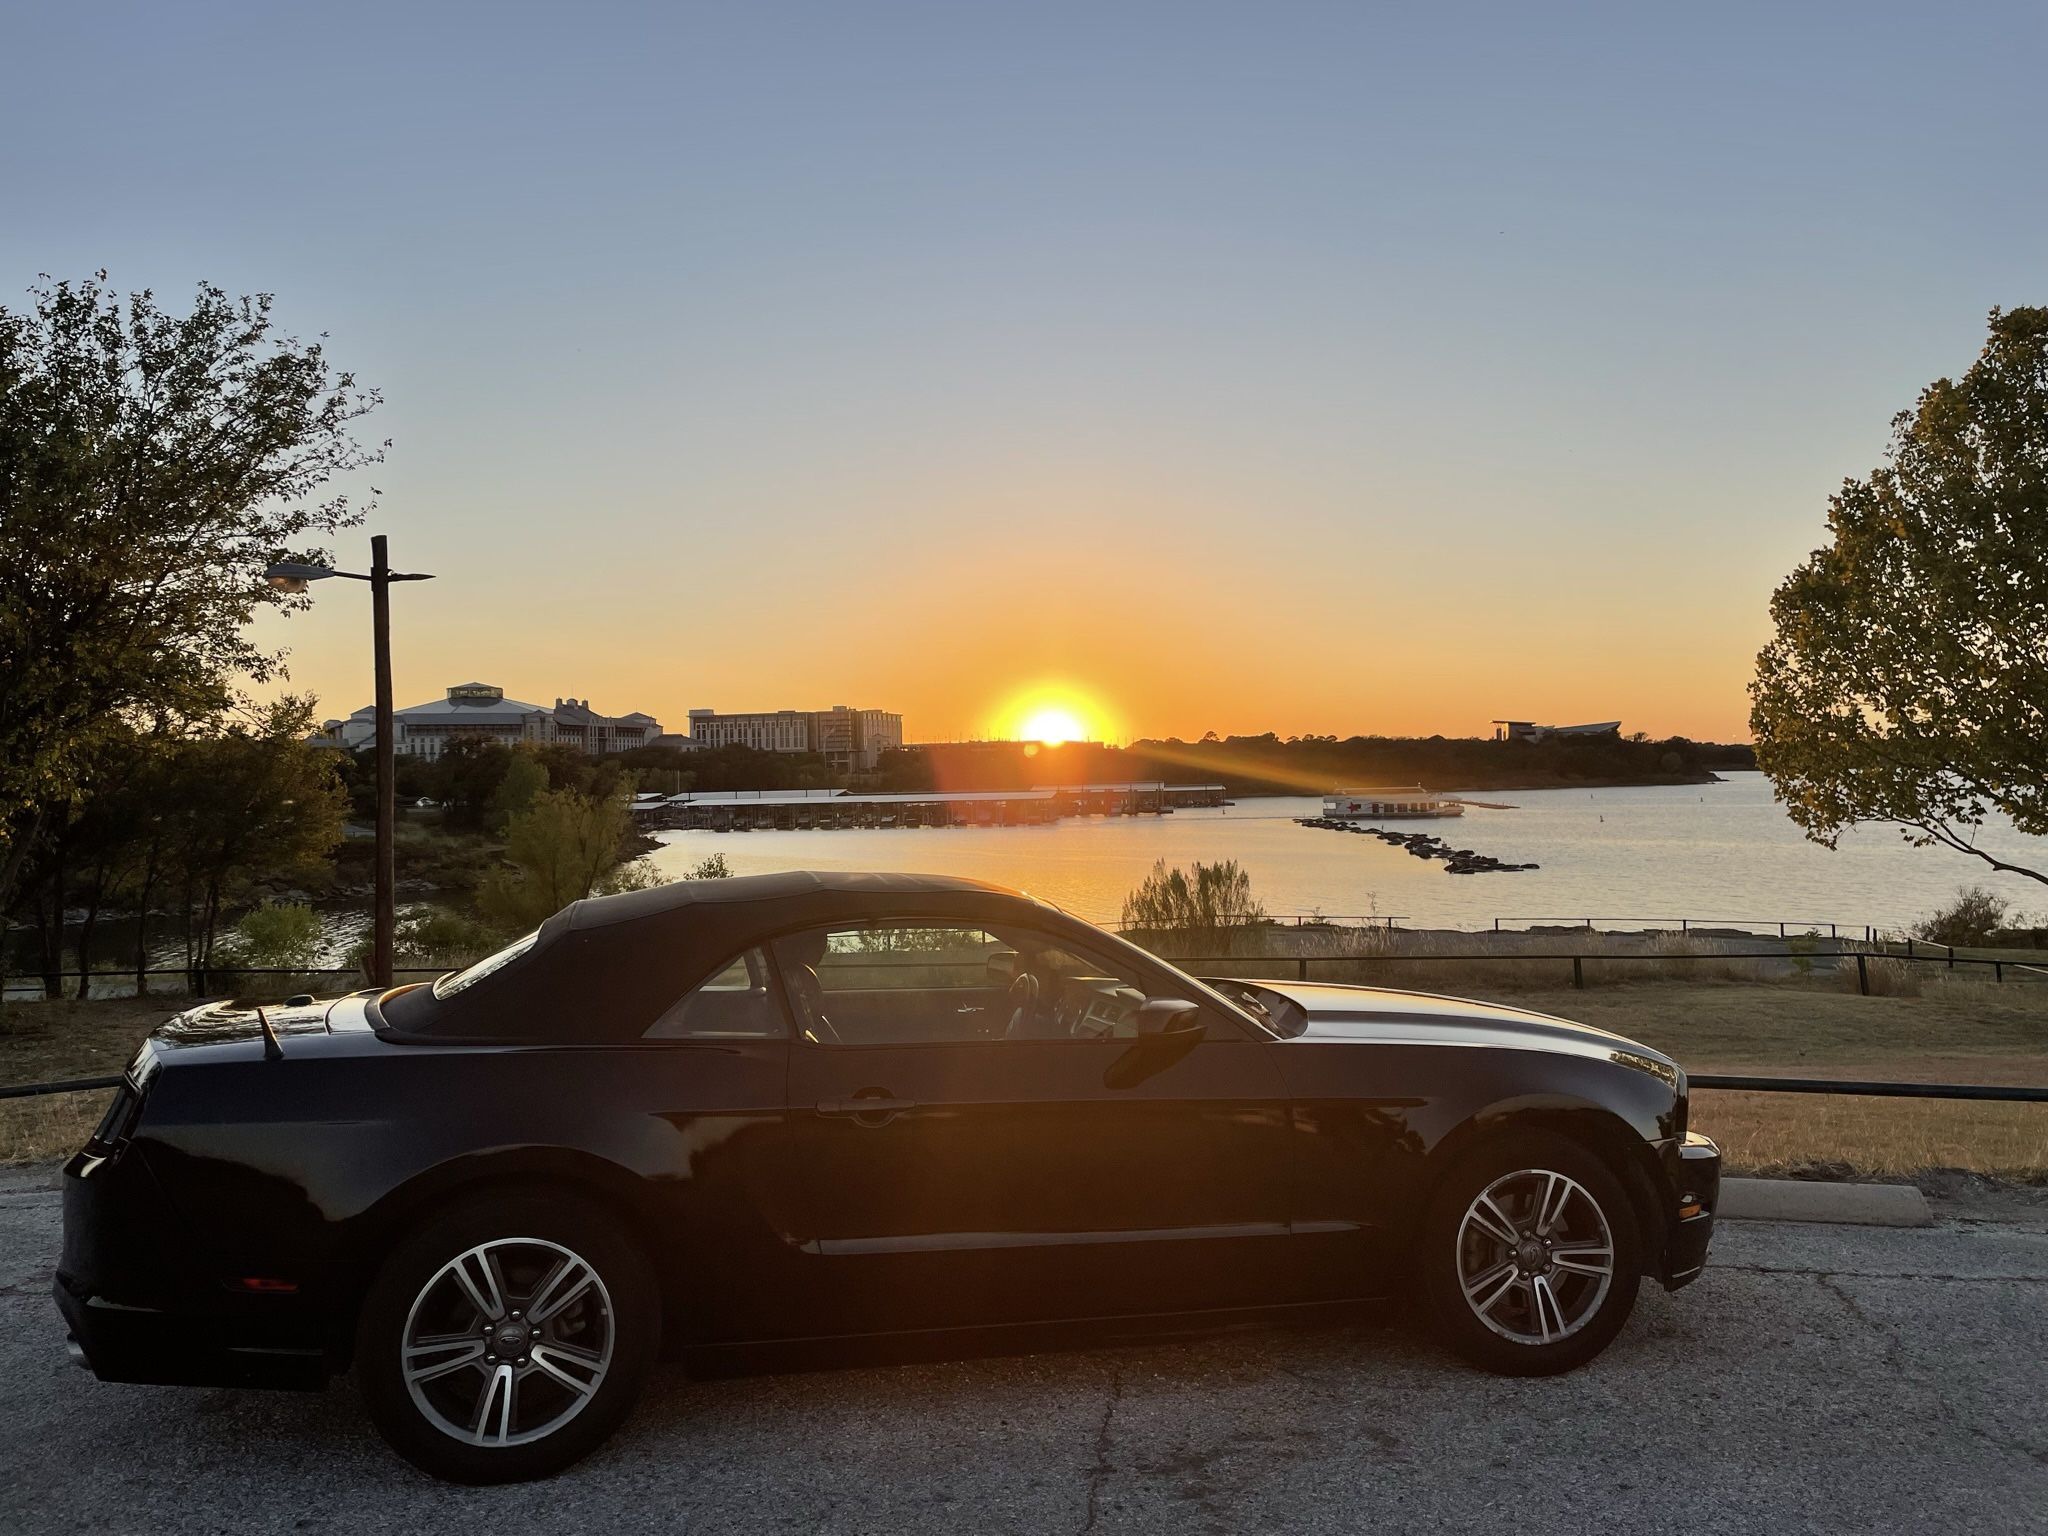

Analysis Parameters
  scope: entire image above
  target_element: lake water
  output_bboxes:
[647,773,2048,935]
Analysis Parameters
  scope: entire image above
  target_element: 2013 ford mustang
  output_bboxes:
[58,872,1719,1483]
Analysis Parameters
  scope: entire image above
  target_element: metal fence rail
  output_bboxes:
[1175,948,2044,992]
[1489,915,1868,939]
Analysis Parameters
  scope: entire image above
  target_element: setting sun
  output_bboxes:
[1018,706,1087,746]
[996,684,1113,746]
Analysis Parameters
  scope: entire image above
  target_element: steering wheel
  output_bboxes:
[1003,970,1043,1038]
[793,965,842,1044]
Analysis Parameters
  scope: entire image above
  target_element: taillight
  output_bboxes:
[90,1084,141,1148]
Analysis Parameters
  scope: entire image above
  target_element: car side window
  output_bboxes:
[770,921,1181,1046]
[645,947,788,1040]
[771,923,1020,1045]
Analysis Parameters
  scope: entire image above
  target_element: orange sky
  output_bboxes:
[253,466,1789,746]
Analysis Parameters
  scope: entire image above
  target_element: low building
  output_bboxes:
[1491,719,1622,744]
[687,705,904,772]
[316,683,664,760]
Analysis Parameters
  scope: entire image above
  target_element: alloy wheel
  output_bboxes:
[400,1237,615,1446]
[1455,1167,1615,1345]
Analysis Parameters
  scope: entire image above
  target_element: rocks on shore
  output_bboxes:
[1294,818,1539,874]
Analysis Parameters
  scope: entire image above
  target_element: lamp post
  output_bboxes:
[265,535,435,988]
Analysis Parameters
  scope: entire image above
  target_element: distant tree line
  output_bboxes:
[878,733,1755,796]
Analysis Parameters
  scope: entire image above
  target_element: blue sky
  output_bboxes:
[6,1,2043,740]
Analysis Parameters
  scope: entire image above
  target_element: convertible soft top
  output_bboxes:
[377,870,1066,1041]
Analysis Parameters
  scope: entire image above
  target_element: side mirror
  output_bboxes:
[1134,998,1203,1038]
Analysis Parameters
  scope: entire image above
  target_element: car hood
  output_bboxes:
[1232,979,1678,1074]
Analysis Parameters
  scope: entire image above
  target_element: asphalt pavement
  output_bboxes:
[2,1173,2043,1535]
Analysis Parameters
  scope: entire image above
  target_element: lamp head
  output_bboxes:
[263,560,337,594]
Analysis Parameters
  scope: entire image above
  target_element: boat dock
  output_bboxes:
[631,782,1227,832]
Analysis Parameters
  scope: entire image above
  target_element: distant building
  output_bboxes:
[687,705,904,772]
[1492,719,1622,744]
[315,683,663,760]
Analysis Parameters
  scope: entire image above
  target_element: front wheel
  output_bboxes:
[355,1193,659,1483]
[1418,1129,1642,1376]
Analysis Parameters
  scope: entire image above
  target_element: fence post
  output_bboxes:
[1297,957,1308,982]
[1857,953,1869,996]
[1906,938,1914,959]
[1948,945,1955,970]
[1572,956,1584,990]
[1995,961,2004,984]
[1778,922,1786,939]
[1681,919,1689,935]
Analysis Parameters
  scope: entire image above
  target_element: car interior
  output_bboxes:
[773,923,1156,1046]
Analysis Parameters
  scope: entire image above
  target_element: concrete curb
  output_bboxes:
[1718,1177,1932,1228]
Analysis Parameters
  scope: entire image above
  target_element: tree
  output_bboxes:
[479,789,644,932]
[1913,886,2016,948]
[486,750,548,831]
[1750,307,2048,886]
[0,274,382,910]
[1120,859,1267,937]
[169,701,349,974]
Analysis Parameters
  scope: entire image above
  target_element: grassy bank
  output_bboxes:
[3,983,2043,1178]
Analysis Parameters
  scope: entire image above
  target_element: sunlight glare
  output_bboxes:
[1018,706,1087,746]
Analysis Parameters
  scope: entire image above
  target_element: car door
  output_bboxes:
[758,917,1300,1336]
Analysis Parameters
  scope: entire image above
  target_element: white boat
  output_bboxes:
[1321,785,1466,820]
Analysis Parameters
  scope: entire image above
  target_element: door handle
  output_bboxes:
[818,1095,920,1118]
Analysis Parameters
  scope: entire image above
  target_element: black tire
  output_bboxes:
[355,1192,660,1484]
[1417,1128,1641,1376]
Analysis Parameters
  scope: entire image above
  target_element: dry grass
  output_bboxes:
[1507,981,2048,1180]
[1689,1092,2048,1181]
[0,997,173,1167]
[0,1089,115,1166]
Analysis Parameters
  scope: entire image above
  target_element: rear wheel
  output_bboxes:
[1418,1129,1641,1376]
[355,1193,659,1483]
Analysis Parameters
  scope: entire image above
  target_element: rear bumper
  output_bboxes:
[58,1148,329,1392]
[1658,1132,1720,1291]
[56,1272,328,1390]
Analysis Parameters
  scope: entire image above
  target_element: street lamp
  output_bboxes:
[265,534,435,989]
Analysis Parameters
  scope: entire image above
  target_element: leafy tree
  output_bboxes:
[169,701,350,974]
[479,788,644,932]
[1120,859,1267,942]
[0,274,382,910]
[424,739,514,829]
[1751,308,2048,887]
[486,750,549,831]
[215,901,325,969]
[688,853,733,880]
[345,905,504,973]
[1913,886,2019,948]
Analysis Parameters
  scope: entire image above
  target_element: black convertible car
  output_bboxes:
[59,872,1718,1482]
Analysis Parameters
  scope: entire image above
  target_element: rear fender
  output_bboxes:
[326,1146,663,1361]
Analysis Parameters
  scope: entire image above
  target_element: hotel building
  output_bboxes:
[316,683,663,761]
[686,705,905,772]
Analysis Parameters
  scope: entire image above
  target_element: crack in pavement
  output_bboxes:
[1714,1263,2048,1284]
[1077,1366,1123,1536]
[1814,1271,2048,1469]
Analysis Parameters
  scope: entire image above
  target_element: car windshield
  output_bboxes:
[1200,980,1309,1039]
[431,931,538,1000]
